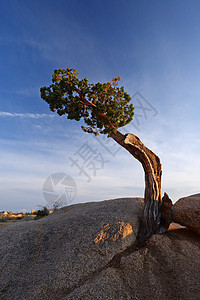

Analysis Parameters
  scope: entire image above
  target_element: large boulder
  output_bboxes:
[0,198,144,300]
[1,198,200,300]
[172,193,200,235]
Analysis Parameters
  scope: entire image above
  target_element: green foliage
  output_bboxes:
[0,218,8,222]
[41,68,134,136]
[35,206,49,219]
[34,216,46,220]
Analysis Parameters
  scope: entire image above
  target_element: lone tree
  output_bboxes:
[41,68,172,244]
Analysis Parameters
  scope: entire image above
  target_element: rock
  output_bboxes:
[1,198,200,300]
[67,224,200,300]
[119,225,200,300]
[172,193,200,235]
[0,198,144,300]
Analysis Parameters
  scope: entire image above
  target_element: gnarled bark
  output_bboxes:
[78,96,172,243]
[110,131,172,245]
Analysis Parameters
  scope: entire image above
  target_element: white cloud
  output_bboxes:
[0,111,55,118]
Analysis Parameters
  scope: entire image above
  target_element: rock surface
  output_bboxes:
[0,198,143,300]
[67,224,200,300]
[172,193,200,235]
[1,198,200,300]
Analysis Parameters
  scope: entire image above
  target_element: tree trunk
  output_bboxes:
[110,130,172,245]
[79,96,172,244]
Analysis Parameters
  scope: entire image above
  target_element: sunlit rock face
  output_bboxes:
[172,193,200,235]
[94,221,134,244]
[0,198,144,299]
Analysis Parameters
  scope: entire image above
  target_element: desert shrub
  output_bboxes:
[35,206,49,219]
[0,218,8,222]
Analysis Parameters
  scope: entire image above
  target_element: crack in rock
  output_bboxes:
[65,242,145,296]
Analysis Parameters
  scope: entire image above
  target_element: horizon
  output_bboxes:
[1,0,200,211]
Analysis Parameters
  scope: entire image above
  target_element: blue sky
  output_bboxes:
[1,0,200,211]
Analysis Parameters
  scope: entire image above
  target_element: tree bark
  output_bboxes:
[79,96,172,244]
[110,130,172,245]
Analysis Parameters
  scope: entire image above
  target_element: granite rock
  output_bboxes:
[67,224,200,300]
[1,197,200,299]
[172,193,200,235]
[0,198,144,299]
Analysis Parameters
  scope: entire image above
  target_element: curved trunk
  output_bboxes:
[110,130,172,245]
[78,96,172,243]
